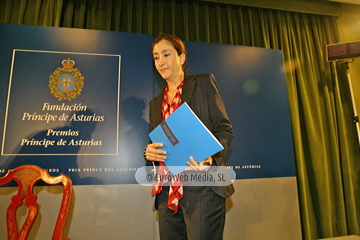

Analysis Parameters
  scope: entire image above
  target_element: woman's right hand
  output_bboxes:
[144,143,167,162]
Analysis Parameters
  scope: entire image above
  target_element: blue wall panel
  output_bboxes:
[185,41,296,179]
[0,24,296,185]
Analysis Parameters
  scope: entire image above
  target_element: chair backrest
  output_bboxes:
[0,165,72,240]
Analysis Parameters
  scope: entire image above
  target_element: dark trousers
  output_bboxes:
[156,186,226,240]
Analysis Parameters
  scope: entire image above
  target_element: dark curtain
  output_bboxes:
[1,0,359,239]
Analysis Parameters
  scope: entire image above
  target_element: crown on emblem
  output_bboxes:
[61,58,75,69]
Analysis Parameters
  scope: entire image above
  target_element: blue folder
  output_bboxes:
[149,102,224,175]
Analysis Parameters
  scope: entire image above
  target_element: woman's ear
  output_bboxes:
[180,53,186,65]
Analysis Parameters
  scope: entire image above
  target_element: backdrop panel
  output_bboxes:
[0,23,153,185]
[0,23,296,182]
[184,40,295,179]
[3,50,119,156]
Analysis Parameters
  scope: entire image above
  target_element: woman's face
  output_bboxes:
[152,39,185,81]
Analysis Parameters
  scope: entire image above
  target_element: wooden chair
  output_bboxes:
[0,165,72,240]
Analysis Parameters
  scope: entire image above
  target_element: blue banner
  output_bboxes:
[0,23,296,185]
[3,50,120,156]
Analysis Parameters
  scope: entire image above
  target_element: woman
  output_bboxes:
[144,33,234,240]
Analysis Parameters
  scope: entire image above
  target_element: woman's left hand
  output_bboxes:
[185,156,213,171]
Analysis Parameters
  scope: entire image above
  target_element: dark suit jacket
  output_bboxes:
[149,73,235,198]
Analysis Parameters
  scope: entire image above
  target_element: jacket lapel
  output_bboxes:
[152,93,163,128]
[182,74,196,104]
[152,74,196,127]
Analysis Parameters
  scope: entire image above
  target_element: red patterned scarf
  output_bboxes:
[151,80,184,213]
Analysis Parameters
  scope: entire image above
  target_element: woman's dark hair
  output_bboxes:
[151,33,187,71]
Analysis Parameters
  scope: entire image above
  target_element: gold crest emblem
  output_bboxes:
[48,58,84,101]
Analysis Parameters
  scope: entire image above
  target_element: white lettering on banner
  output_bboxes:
[42,103,87,111]
[46,129,79,136]
[22,112,58,123]
[69,113,104,122]
[20,138,55,148]
[68,139,102,146]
